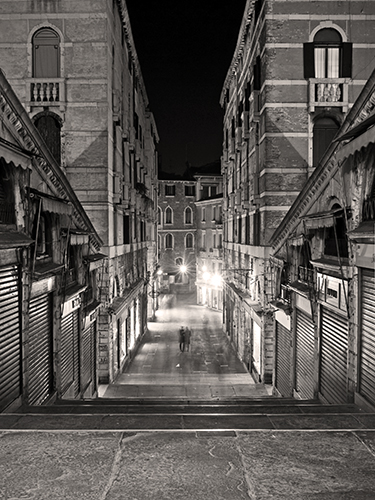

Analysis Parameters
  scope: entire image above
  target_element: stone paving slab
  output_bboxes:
[1,431,375,499]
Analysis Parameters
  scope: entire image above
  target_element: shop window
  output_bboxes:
[32,28,60,78]
[0,162,15,224]
[185,206,192,224]
[35,213,52,259]
[324,205,349,259]
[304,28,352,79]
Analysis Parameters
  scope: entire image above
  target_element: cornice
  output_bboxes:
[0,70,102,251]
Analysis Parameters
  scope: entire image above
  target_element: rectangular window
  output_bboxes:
[165,185,175,196]
[185,185,195,197]
[201,207,206,222]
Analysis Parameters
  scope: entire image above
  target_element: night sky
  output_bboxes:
[125,1,247,174]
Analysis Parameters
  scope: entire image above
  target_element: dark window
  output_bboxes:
[157,207,161,225]
[165,233,173,249]
[313,117,339,166]
[324,206,349,259]
[0,161,15,224]
[165,184,175,196]
[304,29,352,79]
[165,207,172,224]
[123,214,130,244]
[185,185,195,197]
[34,114,61,163]
[253,210,260,246]
[186,233,193,248]
[33,28,60,78]
[185,207,192,224]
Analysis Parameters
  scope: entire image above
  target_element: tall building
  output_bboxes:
[220,0,375,383]
[0,0,159,385]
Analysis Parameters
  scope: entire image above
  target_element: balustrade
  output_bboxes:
[27,78,65,107]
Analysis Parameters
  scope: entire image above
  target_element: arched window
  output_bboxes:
[185,206,192,224]
[165,207,173,224]
[33,28,60,78]
[324,204,349,259]
[186,233,193,248]
[313,116,339,166]
[176,257,183,267]
[165,233,173,249]
[34,114,61,163]
[304,28,352,79]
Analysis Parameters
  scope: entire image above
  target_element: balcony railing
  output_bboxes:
[309,79,348,112]
[0,202,15,224]
[298,266,314,283]
[26,78,65,108]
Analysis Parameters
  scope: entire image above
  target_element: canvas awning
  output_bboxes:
[335,112,375,162]
[0,230,34,248]
[301,208,345,229]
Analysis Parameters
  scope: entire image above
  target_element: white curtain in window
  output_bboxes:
[314,48,325,78]
[327,48,339,78]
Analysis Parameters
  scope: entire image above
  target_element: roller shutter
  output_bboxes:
[0,265,21,411]
[60,310,80,397]
[81,322,96,391]
[275,321,292,397]
[320,307,348,404]
[28,294,53,405]
[295,308,315,399]
[360,268,375,406]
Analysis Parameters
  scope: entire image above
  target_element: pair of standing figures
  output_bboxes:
[179,326,191,352]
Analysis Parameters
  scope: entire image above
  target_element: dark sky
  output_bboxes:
[125,1,247,174]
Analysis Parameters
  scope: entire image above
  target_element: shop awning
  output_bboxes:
[29,188,72,215]
[301,208,345,229]
[335,112,375,162]
[0,139,32,170]
[0,230,34,248]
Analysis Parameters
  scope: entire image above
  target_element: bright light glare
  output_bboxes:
[211,274,222,286]
[180,265,187,273]
[157,269,163,275]
[203,271,211,281]
[202,265,207,271]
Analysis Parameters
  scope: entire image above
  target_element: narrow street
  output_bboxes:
[102,293,270,399]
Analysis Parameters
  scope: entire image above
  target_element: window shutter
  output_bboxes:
[303,43,315,78]
[341,43,352,78]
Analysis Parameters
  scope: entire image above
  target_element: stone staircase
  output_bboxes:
[1,397,374,431]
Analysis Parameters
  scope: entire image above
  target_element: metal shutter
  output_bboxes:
[320,307,348,404]
[360,269,375,406]
[81,322,95,391]
[0,265,21,411]
[28,294,53,405]
[60,310,79,396]
[295,308,315,399]
[275,321,292,397]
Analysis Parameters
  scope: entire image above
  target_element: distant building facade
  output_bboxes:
[270,69,375,409]
[0,71,103,411]
[0,0,159,385]
[220,0,375,383]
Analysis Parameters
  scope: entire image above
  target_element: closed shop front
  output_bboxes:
[275,320,292,397]
[81,321,96,393]
[320,307,348,404]
[60,308,80,397]
[359,268,375,407]
[295,308,315,399]
[28,293,53,405]
[0,265,21,411]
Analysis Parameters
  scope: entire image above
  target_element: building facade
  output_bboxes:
[270,69,375,409]
[0,0,159,384]
[220,0,375,383]
[0,70,103,411]
[157,173,197,294]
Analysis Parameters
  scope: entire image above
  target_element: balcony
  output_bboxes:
[309,79,348,112]
[26,78,66,110]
